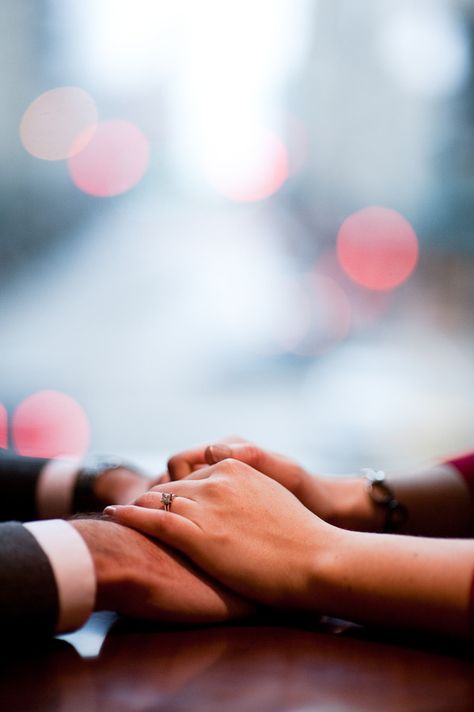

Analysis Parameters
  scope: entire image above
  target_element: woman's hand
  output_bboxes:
[165,438,383,532]
[166,438,336,514]
[104,460,474,637]
[104,459,340,609]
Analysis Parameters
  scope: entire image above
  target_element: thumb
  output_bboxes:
[205,442,272,473]
[205,443,233,463]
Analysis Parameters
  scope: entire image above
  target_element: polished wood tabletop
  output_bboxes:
[1,613,473,711]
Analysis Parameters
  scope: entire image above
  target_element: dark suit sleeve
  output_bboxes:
[0,522,59,636]
[0,453,48,521]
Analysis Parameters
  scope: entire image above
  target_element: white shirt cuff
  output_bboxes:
[24,520,96,633]
[36,460,81,519]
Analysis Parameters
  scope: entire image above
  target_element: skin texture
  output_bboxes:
[165,439,474,536]
[166,440,340,523]
[93,467,162,508]
[70,518,255,624]
[104,459,474,638]
[107,461,332,608]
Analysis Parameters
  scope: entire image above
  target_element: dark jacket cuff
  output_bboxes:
[0,522,59,636]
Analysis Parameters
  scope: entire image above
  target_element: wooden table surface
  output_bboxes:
[1,613,473,711]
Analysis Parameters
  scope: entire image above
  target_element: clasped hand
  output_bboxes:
[105,457,340,609]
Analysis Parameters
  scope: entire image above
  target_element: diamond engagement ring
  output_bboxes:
[160,492,175,511]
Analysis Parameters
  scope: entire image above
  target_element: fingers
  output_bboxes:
[167,447,208,479]
[204,443,304,493]
[167,436,248,480]
[104,505,200,553]
[206,442,273,473]
[133,482,200,508]
[133,472,222,507]
[132,491,198,517]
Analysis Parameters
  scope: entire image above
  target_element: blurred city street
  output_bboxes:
[1,0,474,475]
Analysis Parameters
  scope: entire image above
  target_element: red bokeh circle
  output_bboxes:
[68,119,150,197]
[0,403,7,449]
[13,390,90,459]
[337,206,419,291]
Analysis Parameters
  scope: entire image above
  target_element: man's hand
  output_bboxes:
[104,459,335,609]
[93,467,157,508]
[71,518,255,624]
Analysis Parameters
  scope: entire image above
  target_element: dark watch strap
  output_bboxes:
[72,457,139,513]
[362,468,408,534]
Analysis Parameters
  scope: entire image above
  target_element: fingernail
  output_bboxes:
[103,506,118,516]
[206,444,232,463]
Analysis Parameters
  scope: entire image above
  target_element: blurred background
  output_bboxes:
[1,0,474,474]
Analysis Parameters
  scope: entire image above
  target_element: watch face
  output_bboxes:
[89,456,142,476]
[89,455,119,469]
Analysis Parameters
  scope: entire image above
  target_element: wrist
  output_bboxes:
[73,458,146,513]
[322,476,385,532]
[304,521,351,612]
[70,518,126,611]
[94,467,147,507]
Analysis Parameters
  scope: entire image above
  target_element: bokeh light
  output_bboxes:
[206,129,288,202]
[68,120,150,197]
[0,403,7,449]
[20,86,98,161]
[337,207,419,291]
[376,5,469,98]
[12,390,90,459]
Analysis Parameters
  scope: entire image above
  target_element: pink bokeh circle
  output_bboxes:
[20,86,98,161]
[68,119,150,197]
[0,403,7,449]
[13,390,90,459]
[337,206,419,291]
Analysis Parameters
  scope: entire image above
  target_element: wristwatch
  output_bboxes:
[362,468,408,533]
[72,456,142,513]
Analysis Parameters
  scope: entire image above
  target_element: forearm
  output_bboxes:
[312,527,474,638]
[321,463,474,537]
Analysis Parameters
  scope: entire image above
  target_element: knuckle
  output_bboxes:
[216,457,244,476]
[203,477,220,494]
[209,474,235,498]
[211,528,231,548]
